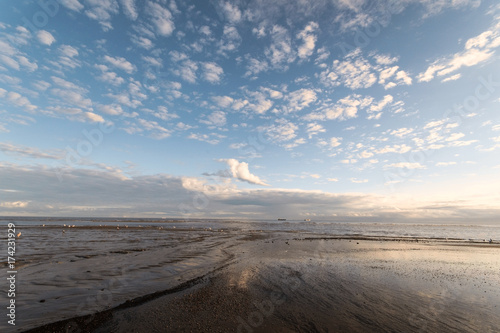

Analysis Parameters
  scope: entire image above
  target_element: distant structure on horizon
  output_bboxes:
[277,218,286,221]
[304,219,311,221]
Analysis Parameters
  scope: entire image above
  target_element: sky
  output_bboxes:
[0,0,500,222]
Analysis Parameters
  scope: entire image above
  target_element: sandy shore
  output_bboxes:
[19,232,500,333]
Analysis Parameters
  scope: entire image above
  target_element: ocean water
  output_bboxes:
[2,216,499,241]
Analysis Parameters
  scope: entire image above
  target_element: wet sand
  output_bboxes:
[19,231,500,333]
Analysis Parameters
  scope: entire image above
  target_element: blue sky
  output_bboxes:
[0,0,500,221]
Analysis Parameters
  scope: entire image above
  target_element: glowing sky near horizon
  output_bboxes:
[0,0,499,220]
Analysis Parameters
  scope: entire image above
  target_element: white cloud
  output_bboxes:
[59,45,79,58]
[283,138,306,150]
[330,137,342,148]
[445,132,465,141]
[258,119,297,142]
[0,143,62,159]
[246,91,273,114]
[0,201,29,208]
[148,105,178,121]
[120,0,138,20]
[390,128,414,138]
[350,178,368,183]
[244,56,269,78]
[199,26,212,36]
[418,21,500,82]
[424,119,446,129]
[262,87,283,99]
[32,81,51,91]
[188,133,225,145]
[221,2,242,23]
[142,56,162,67]
[212,96,234,108]
[322,50,376,89]
[175,60,198,83]
[378,66,399,85]
[17,56,38,72]
[436,162,457,167]
[219,159,269,186]
[104,55,136,74]
[146,1,175,36]
[229,143,247,150]
[0,55,19,70]
[84,112,105,123]
[305,94,372,121]
[287,89,317,111]
[442,73,462,82]
[306,123,325,138]
[84,0,120,31]
[265,25,295,69]
[296,22,319,59]
[373,54,399,65]
[105,92,141,108]
[4,91,37,111]
[97,104,123,116]
[0,40,17,57]
[200,111,226,127]
[395,70,412,85]
[51,76,87,94]
[136,118,171,139]
[202,62,224,83]
[358,151,374,158]
[53,45,81,69]
[327,178,339,182]
[375,144,412,154]
[58,0,84,11]
[369,94,393,113]
[37,30,56,46]
[97,69,125,86]
[51,89,92,109]
[217,25,242,54]
[131,35,154,49]
[384,162,426,169]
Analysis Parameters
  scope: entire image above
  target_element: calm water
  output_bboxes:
[2,216,499,241]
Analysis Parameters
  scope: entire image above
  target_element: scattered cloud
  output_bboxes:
[201,62,224,83]
[58,0,84,12]
[329,137,342,148]
[287,88,317,112]
[0,143,62,159]
[146,1,175,36]
[0,201,29,208]
[120,0,138,20]
[37,30,56,46]
[384,162,426,169]
[200,111,227,127]
[297,22,319,59]
[218,158,269,186]
[418,20,500,82]
[258,119,298,143]
[103,55,136,74]
[350,178,368,183]
[84,0,120,31]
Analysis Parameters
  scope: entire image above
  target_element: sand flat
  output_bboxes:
[19,232,500,333]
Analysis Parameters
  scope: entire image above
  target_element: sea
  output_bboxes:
[2,216,499,241]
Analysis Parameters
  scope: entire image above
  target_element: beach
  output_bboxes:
[4,220,499,333]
